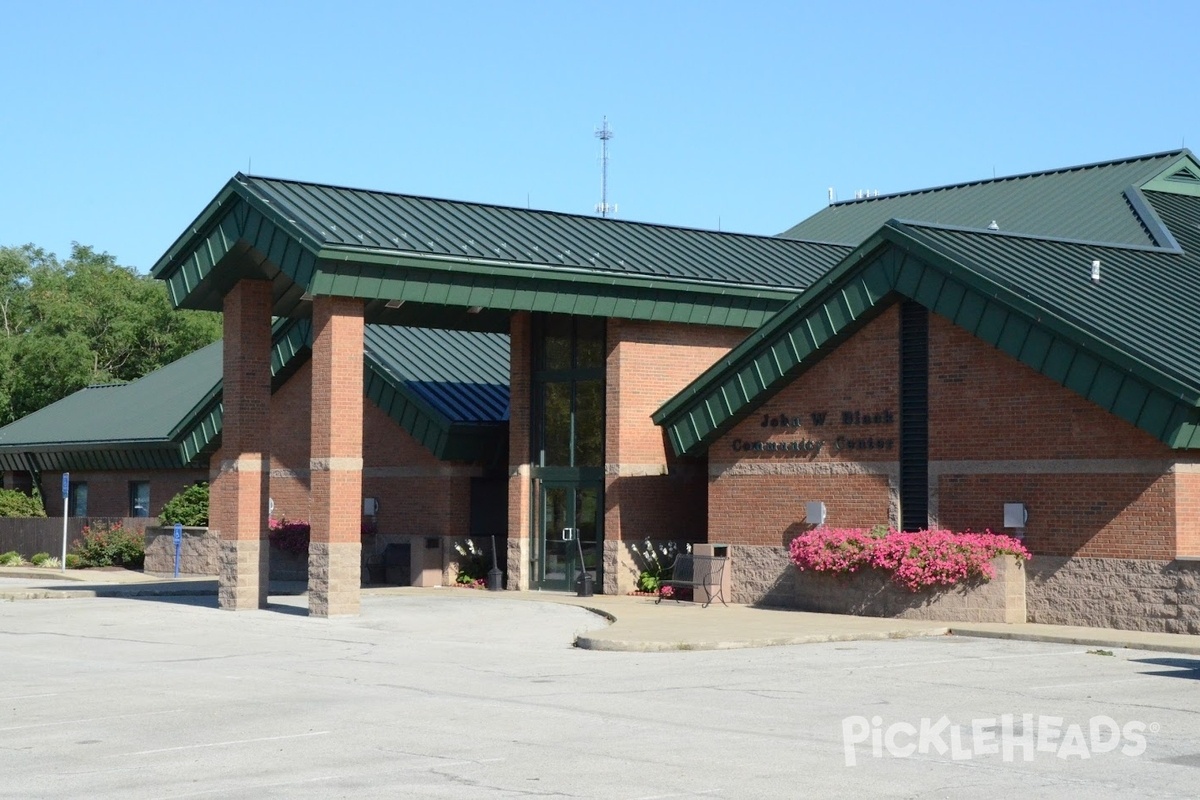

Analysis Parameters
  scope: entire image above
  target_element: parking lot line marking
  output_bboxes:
[0,693,57,701]
[112,730,330,758]
[0,708,183,732]
[628,790,722,799]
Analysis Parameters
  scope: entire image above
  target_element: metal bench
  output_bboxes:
[655,553,728,608]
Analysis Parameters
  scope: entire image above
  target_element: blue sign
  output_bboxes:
[62,472,70,498]
[173,523,183,545]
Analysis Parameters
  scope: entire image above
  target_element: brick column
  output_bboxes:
[214,280,273,610]
[308,296,365,616]
[506,312,532,590]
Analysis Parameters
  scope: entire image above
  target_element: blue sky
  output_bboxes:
[3,0,1196,272]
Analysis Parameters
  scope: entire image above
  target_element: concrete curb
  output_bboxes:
[0,585,218,601]
[948,626,1200,656]
[0,568,98,582]
[574,626,951,652]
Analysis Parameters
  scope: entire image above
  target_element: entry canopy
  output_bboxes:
[657,150,1200,454]
[152,174,852,332]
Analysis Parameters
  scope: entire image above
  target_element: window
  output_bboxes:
[129,481,150,518]
[68,482,88,517]
[533,314,605,470]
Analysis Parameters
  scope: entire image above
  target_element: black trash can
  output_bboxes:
[576,571,594,597]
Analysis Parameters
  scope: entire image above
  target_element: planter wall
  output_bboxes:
[144,526,218,575]
[734,547,1026,623]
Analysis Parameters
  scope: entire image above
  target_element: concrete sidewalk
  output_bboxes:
[3,567,1200,656]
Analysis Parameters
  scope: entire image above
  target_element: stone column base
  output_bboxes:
[308,541,362,617]
[506,536,530,591]
[218,539,268,610]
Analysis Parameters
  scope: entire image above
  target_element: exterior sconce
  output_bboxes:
[363,497,380,516]
[805,501,827,526]
[1003,502,1028,531]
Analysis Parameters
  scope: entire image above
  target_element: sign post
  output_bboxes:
[173,523,183,579]
[60,473,69,572]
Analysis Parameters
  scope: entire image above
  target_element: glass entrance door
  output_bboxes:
[538,482,600,591]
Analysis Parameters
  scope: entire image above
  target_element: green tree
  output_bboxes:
[0,243,222,425]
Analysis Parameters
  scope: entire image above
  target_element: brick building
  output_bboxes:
[6,149,1199,631]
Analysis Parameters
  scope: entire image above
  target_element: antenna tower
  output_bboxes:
[595,116,617,217]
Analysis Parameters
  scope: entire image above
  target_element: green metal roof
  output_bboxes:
[781,150,1194,247]
[363,325,509,462]
[0,323,511,471]
[656,184,1200,455]
[0,342,223,472]
[152,174,852,330]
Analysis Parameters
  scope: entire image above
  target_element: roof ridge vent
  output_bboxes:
[987,220,1000,231]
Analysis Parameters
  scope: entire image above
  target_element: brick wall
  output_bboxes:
[1176,469,1200,557]
[604,318,744,547]
[35,470,208,519]
[710,306,902,548]
[926,312,1179,558]
[928,319,1174,461]
[710,302,1188,562]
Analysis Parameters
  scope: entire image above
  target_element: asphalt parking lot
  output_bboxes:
[2,593,1199,799]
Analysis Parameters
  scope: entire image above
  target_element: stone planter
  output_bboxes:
[144,526,218,575]
[740,552,1026,623]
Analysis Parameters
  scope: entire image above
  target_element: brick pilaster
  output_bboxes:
[214,280,273,610]
[507,312,532,590]
[308,296,364,616]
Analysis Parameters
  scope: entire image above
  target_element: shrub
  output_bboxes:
[65,553,82,569]
[72,522,145,569]
[159,483,209,527]
[268,518,310,556]
[40,556,61,568]
[453,538,490,584]
[789,527,1030,592]
[0,550,25,566]
[0,489,46,518]
[632,539,689,592]
[30,552,52,566]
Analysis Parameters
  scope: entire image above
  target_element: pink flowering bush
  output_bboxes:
[268,518,310,555]
[789,527,1030,592]
[268,517,379,555]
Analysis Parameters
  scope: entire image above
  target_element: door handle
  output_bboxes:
[561,527,577,541]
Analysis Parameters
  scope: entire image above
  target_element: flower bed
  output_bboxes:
[789,527,1030,591]
[781,527,1030,622]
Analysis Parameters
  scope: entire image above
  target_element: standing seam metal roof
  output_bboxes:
[241,175,852,290]
[780,150,1190,246]
[364,326,509,424]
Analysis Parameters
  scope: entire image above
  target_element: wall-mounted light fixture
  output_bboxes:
[363,497,380,516]
[1003,502,1028,530]
[805,501,827,526]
